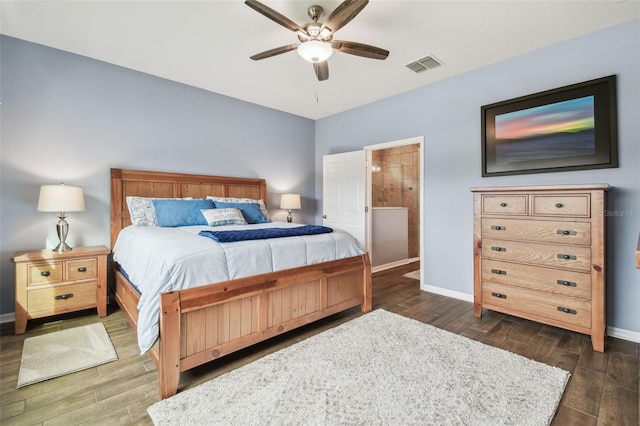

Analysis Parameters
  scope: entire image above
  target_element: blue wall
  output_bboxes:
[2,20,639,337]
[315,20,640,336]
[0,36,315,315]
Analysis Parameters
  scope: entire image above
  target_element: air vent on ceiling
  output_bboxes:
[406,55,442,73]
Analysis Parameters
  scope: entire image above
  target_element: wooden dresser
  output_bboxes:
[471,184,609,352]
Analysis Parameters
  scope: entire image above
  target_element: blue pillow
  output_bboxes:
[213,202,270,224]
[152,199,214,227]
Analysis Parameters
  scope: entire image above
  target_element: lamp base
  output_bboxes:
[53,242,73,252]
[54,215,73,252]
[287,211,293,223]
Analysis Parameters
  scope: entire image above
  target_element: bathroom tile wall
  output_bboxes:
[371,144,420,258]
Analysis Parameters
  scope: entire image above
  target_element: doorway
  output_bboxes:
[365,136,423,273]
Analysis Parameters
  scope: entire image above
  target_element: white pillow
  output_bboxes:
[206,196,270,221]
[126,196,192,226]
[201,208,248,226]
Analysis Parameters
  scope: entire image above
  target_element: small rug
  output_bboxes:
[403,269,420,280]
[148,309,569,426]
[17,323,118,388]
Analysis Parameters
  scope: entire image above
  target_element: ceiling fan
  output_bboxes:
[245,0,389,81]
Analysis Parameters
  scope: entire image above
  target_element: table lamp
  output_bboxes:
[280,193,301,223]
[37,183,85,252]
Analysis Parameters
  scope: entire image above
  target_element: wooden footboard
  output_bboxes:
[114,253,371,399]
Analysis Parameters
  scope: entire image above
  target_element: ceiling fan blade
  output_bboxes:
[250,43,299,60]
[331,40,389,60]
[313,61,329,81]
[322,0,369,34]
[245,0,306,34]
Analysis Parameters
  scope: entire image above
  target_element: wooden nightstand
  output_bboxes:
[12,245,110,334]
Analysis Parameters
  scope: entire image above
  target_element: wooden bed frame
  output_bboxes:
[110,168,372,399]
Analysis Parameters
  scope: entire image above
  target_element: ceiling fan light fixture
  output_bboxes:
[297,40,333,63]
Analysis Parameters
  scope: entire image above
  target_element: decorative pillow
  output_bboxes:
[213,202,270,224]
[201,208,248,227]
[151,199,214,227]
[206,196,271,221]
[126,196,193,226]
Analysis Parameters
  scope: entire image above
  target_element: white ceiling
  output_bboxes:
[2,1,639,119]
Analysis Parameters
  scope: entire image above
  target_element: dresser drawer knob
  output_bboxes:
[491,225,506,231]
[499,202,508,207]
[40,271,51,277]
[555,203,564,208]
[491,246,506,252]
[557,254,577,260]
[557,229,577,236]
[77,267,87,272]
[557,280,577,287]
[491,269,506,275]
[54,293,74,300]
[491,292,507,299]
[557,306,577,315]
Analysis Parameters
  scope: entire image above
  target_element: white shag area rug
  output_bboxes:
[17,323,118,388]
[148,309,569,426]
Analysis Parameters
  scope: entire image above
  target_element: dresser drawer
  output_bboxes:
[482,259,591,300]
[482,238,591,272]
[28,262,63,286]
[532,194,590,217]
[481,218,590,245]
[482,282,591,328]
[481,195,527,215]
[27,282,97,314]
[66,258,98,281]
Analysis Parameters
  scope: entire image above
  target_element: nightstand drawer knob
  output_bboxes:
[491,225,506,231]
[77,267,87,272]
[557,229,576,236]
[555,203,564,208]
[54,293,74,300]
[491,269,506,275]
[557,306,577,315]
[40,271,51,277]
[491,246,506,252]
[500,202,508,207]
[557,280,577,287]
[491,292,507,299]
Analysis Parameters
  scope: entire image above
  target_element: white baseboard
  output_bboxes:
[0,312,15,324]
[421,284,640,344]
[422,284,474,303]
[607,326,640,343]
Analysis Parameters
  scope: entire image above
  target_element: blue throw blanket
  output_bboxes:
[199,225,333,243]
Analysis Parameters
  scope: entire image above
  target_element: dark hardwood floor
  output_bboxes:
[1,262,637,425]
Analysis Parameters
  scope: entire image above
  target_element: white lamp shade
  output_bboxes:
[280,193,301,210]
[38,184,85,212]
[297,40,333,63]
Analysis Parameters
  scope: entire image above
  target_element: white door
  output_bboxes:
[322,151,367,248]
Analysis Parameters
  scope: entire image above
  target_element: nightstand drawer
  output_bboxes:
[532,194,590,217]
[481,195,527,215]
[27,282,97,314]
[28,262,63,286]
[67,258,97,281]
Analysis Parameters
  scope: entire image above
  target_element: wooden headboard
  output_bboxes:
[110,168,267,248]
